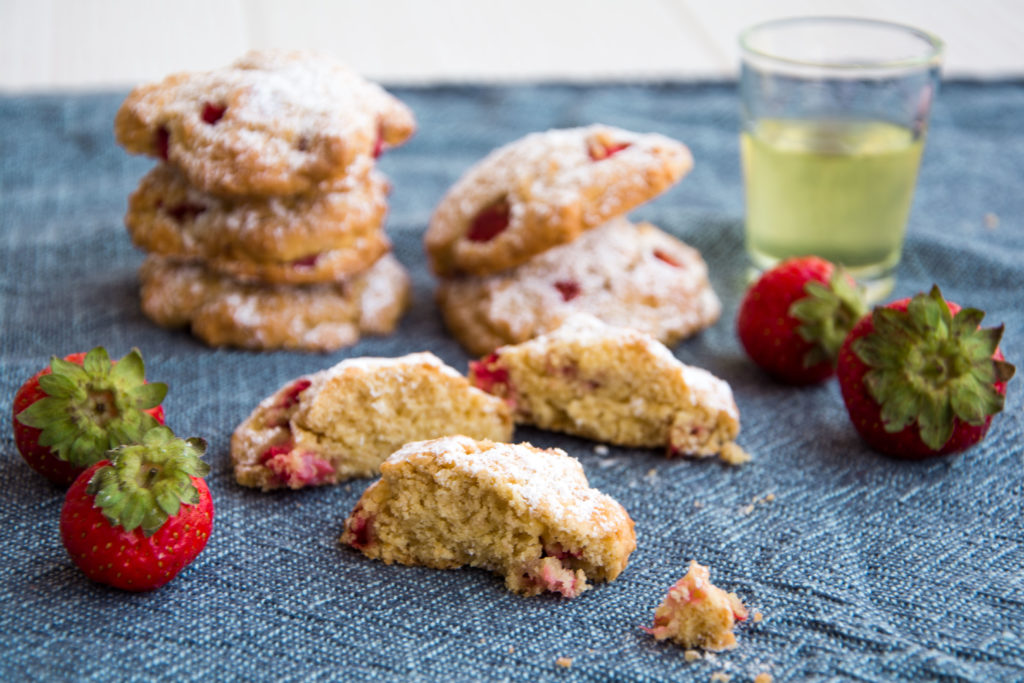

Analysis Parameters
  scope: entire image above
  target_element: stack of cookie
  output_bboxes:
[114,50,416,351]
[424,125,722,356]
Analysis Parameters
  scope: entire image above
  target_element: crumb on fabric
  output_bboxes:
[508,645,515,654]
[753,611,764,623]
[718,442,751,465]
[710,672,731,682]
[594,444,610,455]
[556,657,573,668]
[684,649,702,662]
[754,673,773,683]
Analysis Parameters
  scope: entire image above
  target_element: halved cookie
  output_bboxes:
[231,353,513,490]
[341,435,636,598]
[469,314,746,462]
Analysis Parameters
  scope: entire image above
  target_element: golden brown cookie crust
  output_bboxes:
[115,49,416,196]
[139,253,410,352]
[424,125,693,277]
[437,218,721,356]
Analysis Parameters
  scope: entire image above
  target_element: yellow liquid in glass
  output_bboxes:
[741,118,924,281]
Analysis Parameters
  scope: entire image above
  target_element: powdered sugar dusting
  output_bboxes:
[116,49,415,196]
[440,218,720,347]
[388,435,626,534]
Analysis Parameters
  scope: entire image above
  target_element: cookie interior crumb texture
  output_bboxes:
[340,435,636,598]
[231,354,513,489]
[468,314,742,460]
[645,560,748,651]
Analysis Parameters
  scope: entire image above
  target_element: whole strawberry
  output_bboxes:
[737,256,866,384]
[60,426,213,591]
[12,347,167,486]
[837,285,1015,458]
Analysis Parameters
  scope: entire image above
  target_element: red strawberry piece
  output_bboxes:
[259,437,335,489]
[59,427,213,591]
[653,249,682,268]
[467,198,510,242]
[836,285,1015,458]
[155,126,170,160]
[468,352,510,396]
[372,121,385,158]
[588,139,631,161]
[13,347,167,486]
[736,256,866,385]
[166,201,207,222]
[290,254,320,269]
[343,504,374,549]
[554,280,581,302]
[201,102,226,125]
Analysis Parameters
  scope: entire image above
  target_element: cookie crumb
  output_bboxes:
[645,468,659,481]
[763,493,775,503]
[984,212,1000,229]
[694,501,704,509]
[594,444,610,455]
[754,673,773,683]
[556,657,573,668]
[508,645,515,654]
[740,504,755,516]
[710,673,731,682]
[719,442,751,466]
[684,649,702,662]
[753,611,764,623]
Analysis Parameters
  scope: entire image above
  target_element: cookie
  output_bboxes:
[644,561,748,651]
[125,157,390,284]
[341,435,636,598]
[115,49,416,196]
[231,352,514,490]
[469,314,745,461]
[424,125,692,276]
[437,218,721,356]
[139,253,409,352]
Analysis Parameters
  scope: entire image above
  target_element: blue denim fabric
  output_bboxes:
[0,83,1021,682]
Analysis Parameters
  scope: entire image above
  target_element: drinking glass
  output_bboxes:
[739,17,943,301]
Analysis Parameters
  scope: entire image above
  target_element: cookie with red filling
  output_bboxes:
[231,353,512,490]
[114,49,415,197]
[125,157,391,284]
[437,218,720,356]
[340,435,636,597]
[424,125,692,277]
[138,253,410,352]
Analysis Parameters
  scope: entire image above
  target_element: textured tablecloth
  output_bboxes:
[1,82,1022,682]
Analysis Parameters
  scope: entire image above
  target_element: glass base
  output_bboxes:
[746,253,897,305]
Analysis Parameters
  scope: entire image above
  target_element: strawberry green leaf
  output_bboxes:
[129,382,168,410]
[83,347,111,377]
[853,286,1014,451]
[88,427,209,536]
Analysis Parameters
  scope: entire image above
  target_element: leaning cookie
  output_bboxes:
[115,49,416,196]
[437,218,720,356]
[126,158,391,283]
[341,435,636,598]
[425,125,693,276]
[138,253,409,352]
[231,353,513,490]
[469,314,747,462]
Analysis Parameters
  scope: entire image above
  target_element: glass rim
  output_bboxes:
[739,16,944,71]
